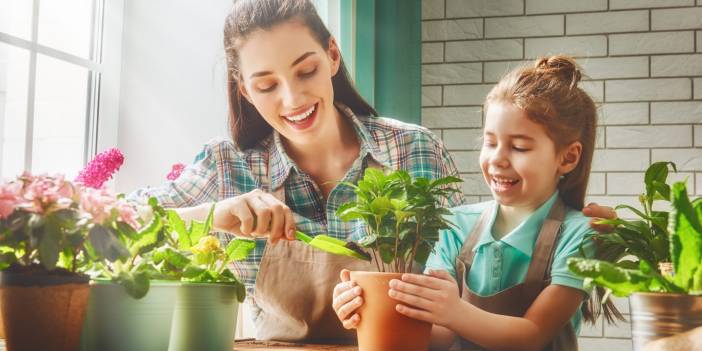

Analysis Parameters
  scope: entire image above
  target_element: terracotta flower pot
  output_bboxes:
[0,269,90,351]
[350,271,432,351]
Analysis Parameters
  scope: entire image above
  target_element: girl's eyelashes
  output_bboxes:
[512,146,530,152]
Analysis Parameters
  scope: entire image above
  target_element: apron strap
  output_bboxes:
[522,197,566,303]
[455,206,493,296]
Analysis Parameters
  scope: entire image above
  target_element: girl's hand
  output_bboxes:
[213,189,296,243]
[582,202,617,233]
[389,269,463,327]
[332,269,363,329]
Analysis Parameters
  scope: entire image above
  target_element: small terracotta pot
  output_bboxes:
[350,271,432,351]
[0,270,90,351]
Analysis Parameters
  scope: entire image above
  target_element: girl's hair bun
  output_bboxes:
[535,55,583,88]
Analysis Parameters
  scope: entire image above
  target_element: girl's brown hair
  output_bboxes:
[223,0,377,150]
[486,55,623,323]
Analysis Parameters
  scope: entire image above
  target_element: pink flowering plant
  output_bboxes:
[0,173,138,277]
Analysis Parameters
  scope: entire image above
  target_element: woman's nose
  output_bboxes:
[280,82,304,108]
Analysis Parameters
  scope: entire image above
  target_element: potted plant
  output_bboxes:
[336,168,461,351]
[0,173,138,351]
[568,162,702,351]
[79,196,183,351]
[160,206,255,351]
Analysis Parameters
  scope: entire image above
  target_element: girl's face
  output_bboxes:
[237,20,341,146]
[480,102,581,211]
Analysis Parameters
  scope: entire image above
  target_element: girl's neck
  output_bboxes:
[493,190,557,240]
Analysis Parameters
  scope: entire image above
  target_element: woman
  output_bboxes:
[133,0,615,343]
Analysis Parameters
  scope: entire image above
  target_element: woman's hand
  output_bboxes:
[332,269,363,329]
[582,202,617,233]
[213,189,296,243]
[389,270,463,328]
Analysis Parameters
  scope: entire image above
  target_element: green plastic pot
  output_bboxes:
[79,280,179,351]
[168,282,240,351]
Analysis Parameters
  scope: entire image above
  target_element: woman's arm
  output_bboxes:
[390,271,583,351]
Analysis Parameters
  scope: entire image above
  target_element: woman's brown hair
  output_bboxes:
[223,0,377,150]
[486,55,623,324]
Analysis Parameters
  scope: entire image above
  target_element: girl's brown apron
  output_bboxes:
[252,161,377,342]
[454,198,578,351]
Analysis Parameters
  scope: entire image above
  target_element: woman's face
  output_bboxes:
[237,20,341,146]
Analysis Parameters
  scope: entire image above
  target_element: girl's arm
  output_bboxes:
[390,270,583,351]
[429,325,458,351]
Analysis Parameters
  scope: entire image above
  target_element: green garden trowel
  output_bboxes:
[294,231,371,261]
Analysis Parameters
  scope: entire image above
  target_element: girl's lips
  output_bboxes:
[490,176,520,193]
[283,103,318,131]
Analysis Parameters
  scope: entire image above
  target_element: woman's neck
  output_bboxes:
[283,106,360,196]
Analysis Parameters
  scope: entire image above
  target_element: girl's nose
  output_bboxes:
[490,146,510,168]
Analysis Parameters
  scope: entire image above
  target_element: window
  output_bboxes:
[0,0,105,180]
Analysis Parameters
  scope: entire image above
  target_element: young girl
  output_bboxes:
[333,55,617,350]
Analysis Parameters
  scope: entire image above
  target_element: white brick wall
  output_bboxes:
[421,1,702,349]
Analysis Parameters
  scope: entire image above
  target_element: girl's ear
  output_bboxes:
[327,37,341,77]
[558,141,582,176]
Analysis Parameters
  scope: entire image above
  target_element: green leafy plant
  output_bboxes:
[336,168,461,273]
[90,199,255,301]
[568,164,702,296]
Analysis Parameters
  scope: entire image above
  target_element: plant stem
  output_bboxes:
[374,218,383,272]
[407,220,422,273]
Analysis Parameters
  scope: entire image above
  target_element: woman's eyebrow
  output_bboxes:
[291,51,316,67]
[249,51,317,79]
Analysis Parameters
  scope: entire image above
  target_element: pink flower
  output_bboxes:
[76,148,124,189]
[79,186,141,230]
[0,182,23,219]
[79,187,116,225]
[21,174,75,214]
[166,163,186,181]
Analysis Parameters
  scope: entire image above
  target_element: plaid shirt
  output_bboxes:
[130,104,464,301]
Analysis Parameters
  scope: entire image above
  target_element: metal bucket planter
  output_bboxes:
[79,280,179,351]
[630,292,702,351]
[168,282,239,351]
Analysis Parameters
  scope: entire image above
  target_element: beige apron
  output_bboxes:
[454,198,578,351]
[252,160,378,342]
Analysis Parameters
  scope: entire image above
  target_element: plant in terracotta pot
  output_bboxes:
[158,205,255,351]
[0,173,139,351]
[568,162,702,351]
[336,168,461,351]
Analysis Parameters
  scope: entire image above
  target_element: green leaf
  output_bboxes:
[669,182,702,291]
[182,265,207,280]
[116,221,139,240]
[226,239,256,261]
[89,225,130,262]
[188,204,215,246]
[116,271,151,299]
[167,210,190,250]
[130,215,163,257]
[370,197,392,218]
[645,162,675,198]
[38,220,61,271]
[430,176,463,189]
[568,258,654,297]
[651,181,671,201]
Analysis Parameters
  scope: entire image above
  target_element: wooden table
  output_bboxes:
[235,339,357,350]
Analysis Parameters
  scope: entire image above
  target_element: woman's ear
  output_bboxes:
[327,37,341,77]
[238,80,253,105]
[558,141,582,176]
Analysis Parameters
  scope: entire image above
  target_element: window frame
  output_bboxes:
[0,0,124,176]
